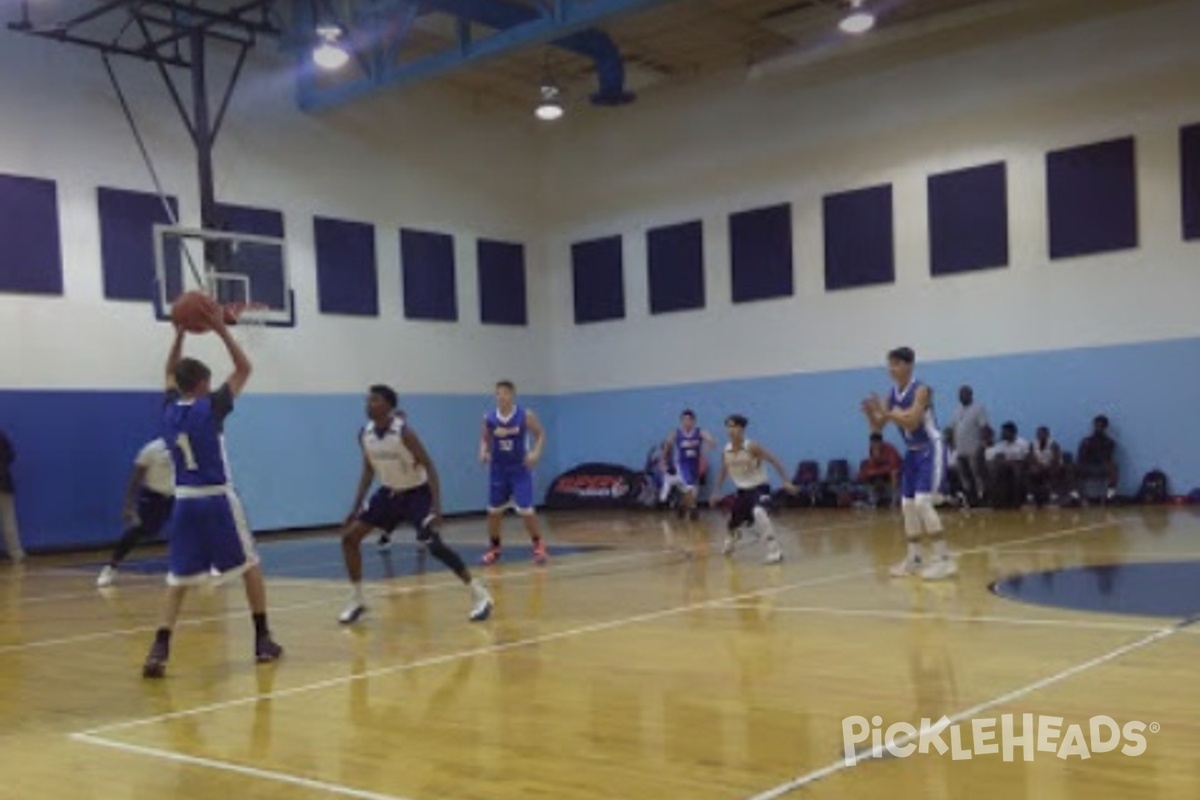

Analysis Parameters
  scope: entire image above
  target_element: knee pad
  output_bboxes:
[914,493,943,533]
[901,498,921,536]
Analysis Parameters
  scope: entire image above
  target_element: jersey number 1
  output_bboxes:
[175,433,199,471]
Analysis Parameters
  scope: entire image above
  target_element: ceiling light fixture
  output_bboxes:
[312,23,350,71]
[535,51,564,121]
[839,0,876,35]
[535,83,564,121]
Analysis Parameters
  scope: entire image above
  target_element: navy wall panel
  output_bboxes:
[401,228,458,321]
[928,162,1009,276]
[1046,137,1138,259]
[98,187,179,301]
[572,235,625,324]
[824,184,894,291]
[729,204,793,303]
[0,173,62,295]
[1181,123,1200,241]
[647,220,705,314]
[477,239,528,326]
[314,216,379,316]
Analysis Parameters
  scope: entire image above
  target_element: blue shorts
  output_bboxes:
[137,489,175,538]
[901,446,945,499]
[167,489,257,586]
[489,463,534,514]
[675,460,701,490]
[359,484,435,537]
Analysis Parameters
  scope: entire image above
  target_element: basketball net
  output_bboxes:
[222,300,270,349]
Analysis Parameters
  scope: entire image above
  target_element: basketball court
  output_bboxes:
[2,508,1198,799]
[3,0,1200,798]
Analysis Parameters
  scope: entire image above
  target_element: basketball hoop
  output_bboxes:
[222,300,270,348]
[222,300,270,326]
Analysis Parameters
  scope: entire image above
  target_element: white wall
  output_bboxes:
[0,32,553,395]
[539,0,1200,394]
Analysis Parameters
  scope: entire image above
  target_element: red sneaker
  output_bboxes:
[481,546,502,565]
[532,542,548,565]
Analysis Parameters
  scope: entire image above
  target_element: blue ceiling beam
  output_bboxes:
[296,0,674,112]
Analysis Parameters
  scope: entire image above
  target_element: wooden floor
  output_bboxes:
[2,507,1199,800]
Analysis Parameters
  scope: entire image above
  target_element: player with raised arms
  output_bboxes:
[142,294,282,678]
[338,384,493,624]
[709,414,797,564]
[479,380,548,565]
[659,409,716,520]
[861,346,956,580]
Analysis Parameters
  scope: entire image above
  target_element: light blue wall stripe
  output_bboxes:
[2,336,1195,551]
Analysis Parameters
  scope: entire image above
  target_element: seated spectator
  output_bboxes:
[952,385,990,505]
[1074,415,1118,502]
[857,433,901,508]
[985,421,1030,508]
[1027,426,1065,506]
[0,427,25,563]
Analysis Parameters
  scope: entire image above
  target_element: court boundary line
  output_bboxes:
[66,517,1124,800]
[0,549,653,654]
[745,622,1183,800]
[75,565,877,738]
[73,517,1120,735]
[721,602,1172,633]
[2,518,880,654]
[71,734,415,800]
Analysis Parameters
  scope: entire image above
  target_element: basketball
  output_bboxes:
[171,291,219,333]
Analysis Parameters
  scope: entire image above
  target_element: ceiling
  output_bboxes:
[411,0,1167,111]
[424,0,1004,108]
[4,0,1174,114]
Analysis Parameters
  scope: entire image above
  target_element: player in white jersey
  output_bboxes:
[709,415,797,564]
[338,385,493,625]
[97,438,175,587]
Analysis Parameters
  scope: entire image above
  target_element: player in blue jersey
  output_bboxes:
[862,347,956,580]
[141,307,282,678]
[660,410,716,520]
[479,380,547,565]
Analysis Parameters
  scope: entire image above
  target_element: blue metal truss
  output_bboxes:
[292,0,676,112]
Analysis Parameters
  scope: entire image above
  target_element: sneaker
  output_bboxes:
[722,531,742,556]
[376,533,393,552]
[338,602,367,625]
[469,583,494,622]
[142,639,170,679]
[97,565,118,588]
[889,556,923,578]
[764,545,783,565]
[481,546,502,565]
[255,637,284,663]
[1105,488,1117,501]
[532,541,548,565]
[921,558,959,581]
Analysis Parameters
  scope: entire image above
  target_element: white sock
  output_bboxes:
[752,507,777,541]
[932,539,948,559]
[906,539,921,561]
[350,582,364,604]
